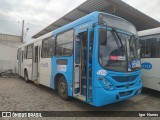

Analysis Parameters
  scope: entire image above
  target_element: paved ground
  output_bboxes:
[0,77,159,120]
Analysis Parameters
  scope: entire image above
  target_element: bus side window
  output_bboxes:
[26,44,33,59]
[75,35,81,64]
[55,30,74,57]
[41,37,55,58]
[24,47,27,59]
[139,35,160,58]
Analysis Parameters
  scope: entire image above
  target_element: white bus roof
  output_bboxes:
[138,27,160,37]
[18,32,52,48]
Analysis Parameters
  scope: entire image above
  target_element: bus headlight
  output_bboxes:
[103,80,107,85]
[107,85,111,90]
[99,78,114,90]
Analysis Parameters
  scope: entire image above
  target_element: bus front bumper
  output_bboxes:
[93,83,142,107]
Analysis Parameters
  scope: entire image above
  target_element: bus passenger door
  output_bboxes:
[86,29,93,103]
[18,49,22,76]
[73,28,93,103]
[73,33,81,96]
[32,46,39,80]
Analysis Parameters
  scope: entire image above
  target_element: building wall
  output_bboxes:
[0,33,23,73]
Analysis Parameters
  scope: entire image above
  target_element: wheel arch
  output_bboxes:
[24,68,28,73]
[24,68,28,77]
[54,73,68,90]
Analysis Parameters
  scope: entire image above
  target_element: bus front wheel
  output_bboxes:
[58,76,69,100]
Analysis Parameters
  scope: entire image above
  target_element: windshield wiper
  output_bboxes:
[111,30,121,49]
[111,29,127,56]
[129,35,138,59]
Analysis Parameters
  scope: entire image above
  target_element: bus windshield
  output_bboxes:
[99,29,141,72]
[99,13,137,35]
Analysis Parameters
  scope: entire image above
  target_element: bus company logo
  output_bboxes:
[97,70,107,76]
[141,62,152,70]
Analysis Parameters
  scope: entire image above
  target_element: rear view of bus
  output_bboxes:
[92,13,142,106]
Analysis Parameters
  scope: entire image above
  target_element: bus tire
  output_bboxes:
[24,70,30,83]
[58,76,69,100]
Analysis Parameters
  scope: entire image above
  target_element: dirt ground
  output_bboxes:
[0,77,159,120]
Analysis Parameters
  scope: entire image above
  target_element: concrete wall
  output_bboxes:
[0,33,21,43]
[0,33,23,73]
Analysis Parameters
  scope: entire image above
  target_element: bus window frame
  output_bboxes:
[17,48,20,60]
[55,29,74,57]
[41,36,55,58]
[139,35,160,58]
[26,44,34,59]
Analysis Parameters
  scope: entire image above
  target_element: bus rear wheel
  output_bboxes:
[58,76,69,100]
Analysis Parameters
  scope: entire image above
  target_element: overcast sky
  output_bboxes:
[0,0,160,42]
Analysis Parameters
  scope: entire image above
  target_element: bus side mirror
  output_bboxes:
[99,29,107,45]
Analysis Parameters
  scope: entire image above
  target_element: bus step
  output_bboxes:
[75,95,86,101]
[81,86,92,98]
[81,76,92,80]
[82,85,92,89]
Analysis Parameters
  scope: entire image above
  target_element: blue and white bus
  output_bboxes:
[139,27,160,91]
[17,12,142,106]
